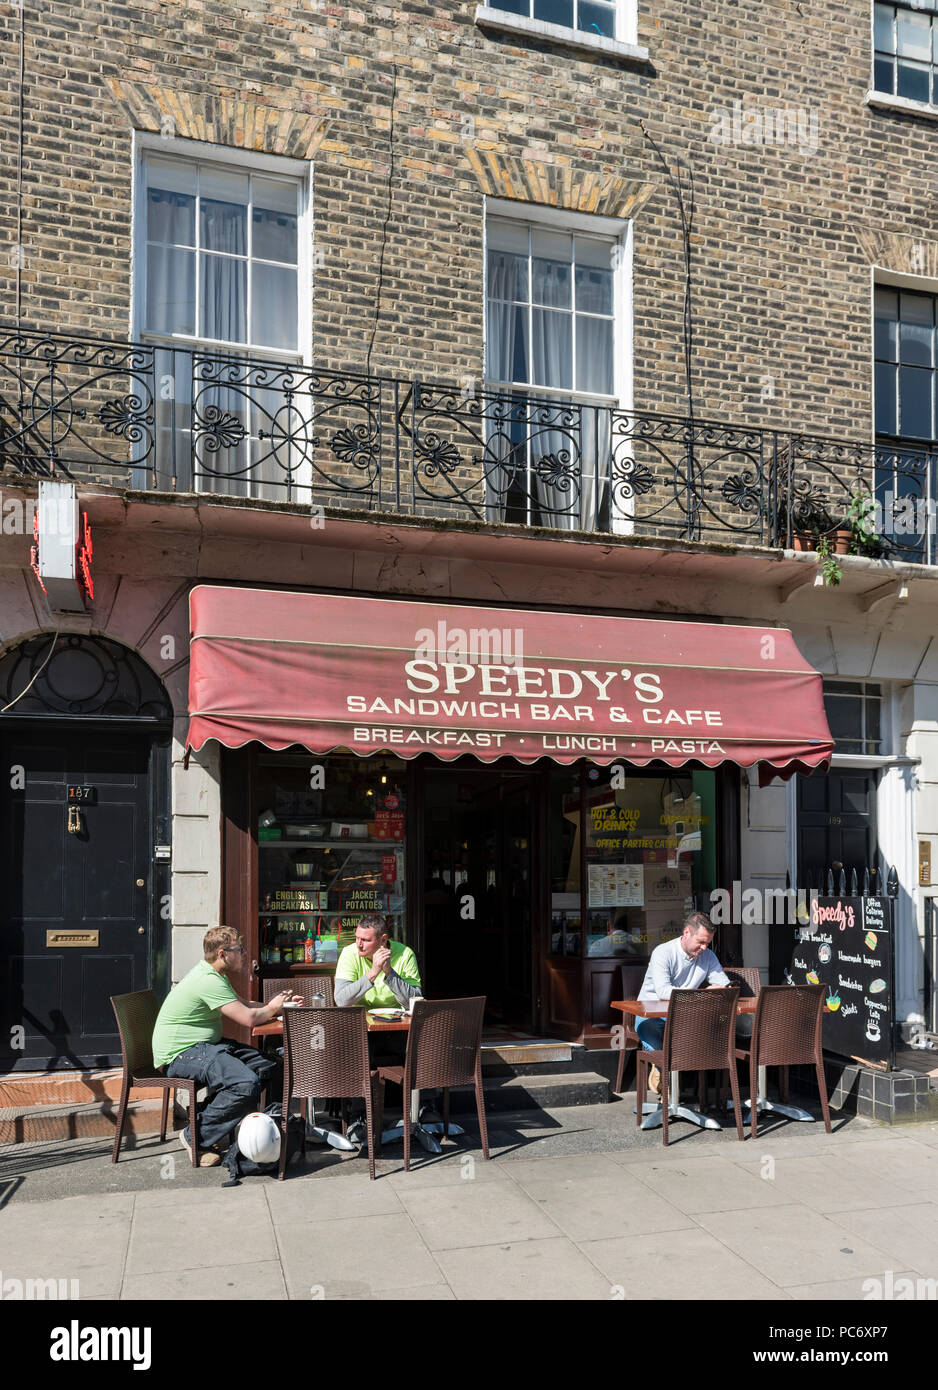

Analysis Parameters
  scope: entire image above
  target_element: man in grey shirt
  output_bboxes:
[636,911,732,1091]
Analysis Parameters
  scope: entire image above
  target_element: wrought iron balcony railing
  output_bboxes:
[1,326,936,564]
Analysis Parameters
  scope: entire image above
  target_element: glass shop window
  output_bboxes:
[255,751,407,970]
[550,765,718,958]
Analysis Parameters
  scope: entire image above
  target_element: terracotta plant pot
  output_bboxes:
[792,528,852,554]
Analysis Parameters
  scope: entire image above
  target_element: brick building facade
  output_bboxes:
[2,1,935,421]
[2,2,938,1099]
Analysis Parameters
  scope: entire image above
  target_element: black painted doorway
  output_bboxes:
[0,729,156,1070]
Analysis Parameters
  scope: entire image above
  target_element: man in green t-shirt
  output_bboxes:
[333,913,422,1010]
[335,914,424,1142]
[152,925,301,1166]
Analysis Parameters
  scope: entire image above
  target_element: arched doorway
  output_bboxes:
[0,634,173,1071]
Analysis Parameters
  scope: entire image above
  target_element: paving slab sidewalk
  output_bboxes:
[2,1097,937,1301]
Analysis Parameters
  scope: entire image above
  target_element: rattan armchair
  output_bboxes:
[736,983,832,1138]
[262,976,335,1006]
[724,966,762,999]
[636,986,744,1146]
[613,964,646,1094]
[373,997,489,1172]
[280,1006,381,1179]
[110,989,200,1166]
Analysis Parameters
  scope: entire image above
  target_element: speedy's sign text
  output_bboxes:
[348,661,724,730]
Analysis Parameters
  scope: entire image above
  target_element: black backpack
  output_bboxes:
[221,1102,306,1186]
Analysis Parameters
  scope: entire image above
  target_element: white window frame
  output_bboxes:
[871,268,938,563]
[869,0,938,117]
[823,678,889,758]
[482,196,632,532]
[131,131,313,363]
[475,2,647,61]
[130,132,314,498]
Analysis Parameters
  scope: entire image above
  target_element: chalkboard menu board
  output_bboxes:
[782,896,892,1066]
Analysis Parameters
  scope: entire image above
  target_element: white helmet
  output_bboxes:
[236,1112,281,1165]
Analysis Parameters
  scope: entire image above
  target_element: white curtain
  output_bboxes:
[529,307,610,531]
[486,234,612,530]
[485,251,526,523]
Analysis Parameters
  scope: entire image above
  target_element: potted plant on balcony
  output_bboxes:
[770,482,839,552]
[846,485,891,559]
[809,486,891,585]
[815,534,843,586]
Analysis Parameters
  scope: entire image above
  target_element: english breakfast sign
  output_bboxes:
[187,589,834,772]
[784,895,892,1067]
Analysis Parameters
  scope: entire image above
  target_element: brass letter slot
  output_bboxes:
[46,930,99,948]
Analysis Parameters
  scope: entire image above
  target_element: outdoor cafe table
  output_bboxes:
[252,1009,462,1154]
[613,996,769,1133]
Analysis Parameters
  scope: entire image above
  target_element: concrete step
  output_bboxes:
[1,1071,611,1145]
[0,1070,163,1106]
[480,1040,573,1069]
[449,1070,610,1112]
[0,1046,616,1144]
[0,1099,168,1146]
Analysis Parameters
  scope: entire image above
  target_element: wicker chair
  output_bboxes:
[265,977,339,1119]
[724,966,762,999]
[613,964,646,1094]
[736,983,832,1139]
[110,989,200,1166]
[262,976,335,1006]
[636,986,744,1146]
[373,997,489,1172]
[279,1006,381,1180]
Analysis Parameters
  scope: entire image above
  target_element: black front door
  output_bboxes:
[0,729,156,1070]
[421,765,537,1031]
[797,768,879,885]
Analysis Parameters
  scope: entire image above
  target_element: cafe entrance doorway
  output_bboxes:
[420,763,543,1032]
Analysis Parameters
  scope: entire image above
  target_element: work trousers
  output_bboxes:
[166,1039,278,1149]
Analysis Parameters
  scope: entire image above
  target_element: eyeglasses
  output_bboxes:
[223,945,244,955]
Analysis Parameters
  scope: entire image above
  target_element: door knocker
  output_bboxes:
[67,805,82,835]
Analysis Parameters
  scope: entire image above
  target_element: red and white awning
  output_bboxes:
[187,586,833,780]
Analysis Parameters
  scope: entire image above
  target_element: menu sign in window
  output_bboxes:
[587,863,644,907]
[784,896,892,1066]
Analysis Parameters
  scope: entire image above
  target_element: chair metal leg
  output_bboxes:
[402,1086,412,1173]
[277,1096,289,1180]
[750,1054,759,1141]
[188,1085,199,1168]
[816,1057,833,1133]
[373,1076,385,1159]
[363,1084,376,1181]
[442,1088,450,1140]
[112,1075,131,1163]
[615,1040,627,1094]
[474,1070,490,1160]
[159,1088,170,1143]
[727,1054,745,1141]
